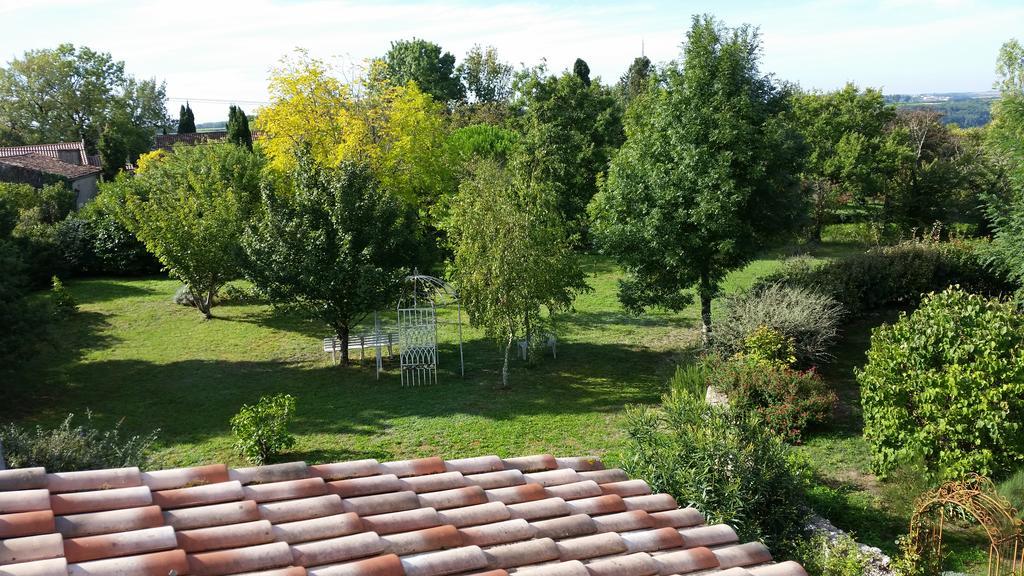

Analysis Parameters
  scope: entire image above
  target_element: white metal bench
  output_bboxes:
[323,332,397,364]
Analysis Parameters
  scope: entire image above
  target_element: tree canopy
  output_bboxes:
[115,143,263,318]
[792,84,895,240]
[245,155,418,364]
[591,15,805,342]
[458,45,513,104]
[257,51,453,210]
[0,43,171,167]
[514,65,623,239]
[381,38,464,103]
[443,159,588,388]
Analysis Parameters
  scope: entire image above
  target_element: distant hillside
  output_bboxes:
[885,92,997,128]
[196,121,227,132]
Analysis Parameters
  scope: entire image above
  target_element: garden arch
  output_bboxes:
[907,474,1023,576]
[397,270,464,386]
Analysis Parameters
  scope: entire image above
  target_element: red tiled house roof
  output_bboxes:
[0,455,807,576]
[0,142,93,166]
[0,153,102,180]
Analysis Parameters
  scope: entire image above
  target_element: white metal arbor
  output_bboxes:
[397,270,464,386]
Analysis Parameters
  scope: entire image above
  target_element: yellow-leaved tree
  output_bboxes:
[257,50,454,209]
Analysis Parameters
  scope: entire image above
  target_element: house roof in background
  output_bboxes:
[0,153,102,180]
[154,131,228,150]
[0,141,92,166]
[0,453,806,576]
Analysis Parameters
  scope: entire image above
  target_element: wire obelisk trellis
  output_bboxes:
[397,270,464,386]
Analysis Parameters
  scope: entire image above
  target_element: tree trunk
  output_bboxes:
[335,324,350,366]
[0,438,6,470]
[523,313,530,362]
[190,286,213,319]
[699,272,713,347]
[501,334,513,389]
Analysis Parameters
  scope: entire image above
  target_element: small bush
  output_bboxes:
[708,355,837,443]
[793,533,872,576]
[736,325,797,367]
[716,284,843,365]
[758,238,1015,317]
[50,275,77,317]
[623,387,810,552]
[857,287,1024,480]
[0,413,158,471]
[230,394,297,465]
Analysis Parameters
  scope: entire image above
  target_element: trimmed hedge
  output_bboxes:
[756,238,1015,317]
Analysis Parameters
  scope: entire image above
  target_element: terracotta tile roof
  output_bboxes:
[0,142,91,166]
[0,153,102,180]
[0,455,807,576]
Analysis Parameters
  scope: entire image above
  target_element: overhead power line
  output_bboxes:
[167,97,269,105]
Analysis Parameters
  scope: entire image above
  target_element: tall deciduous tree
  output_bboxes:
[0,44,170,154]
[514,65,623,239]
[227,105,253,150]
[244,155,418,365]
[792,84,895,241]
[381,38,464,103]
[116,143,262,318]
[987,38,1024,289]
[458,45,513,104]
[177,102,196,134]
[444,160,588,388]
[257,51,453,210]
[591,15,804,343]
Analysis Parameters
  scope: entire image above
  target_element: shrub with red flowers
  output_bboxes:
[705,354,837,443]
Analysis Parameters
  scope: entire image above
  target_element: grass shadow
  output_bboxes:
[70,276,164,305]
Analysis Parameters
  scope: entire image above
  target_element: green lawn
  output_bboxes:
[10,239,987,568]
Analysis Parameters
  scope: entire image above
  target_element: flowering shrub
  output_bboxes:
[707,354,837,443]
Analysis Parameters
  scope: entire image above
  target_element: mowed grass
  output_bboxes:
[2,245,851,470]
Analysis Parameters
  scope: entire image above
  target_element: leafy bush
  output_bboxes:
[56,217,98,272]
[857,287,1024,479]
[0,182,77,287]
[230,394,297,465]
[736,324,798,367]
[793,533,872,576]
[50,275,77,317]
[0,198,48,367]
[759,238,1015,317]
[0,413,158,471]
[716,284,843,365]
[707,354,837,443]
[82,189,161,275]
[623,388,810,551]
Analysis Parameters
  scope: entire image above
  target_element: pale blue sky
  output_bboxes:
[0,0,1020,122]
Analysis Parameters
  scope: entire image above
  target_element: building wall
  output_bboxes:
[71,175,98,207]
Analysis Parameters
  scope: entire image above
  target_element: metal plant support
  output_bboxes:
[397,270,464,386]
[907,474,1024,576]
